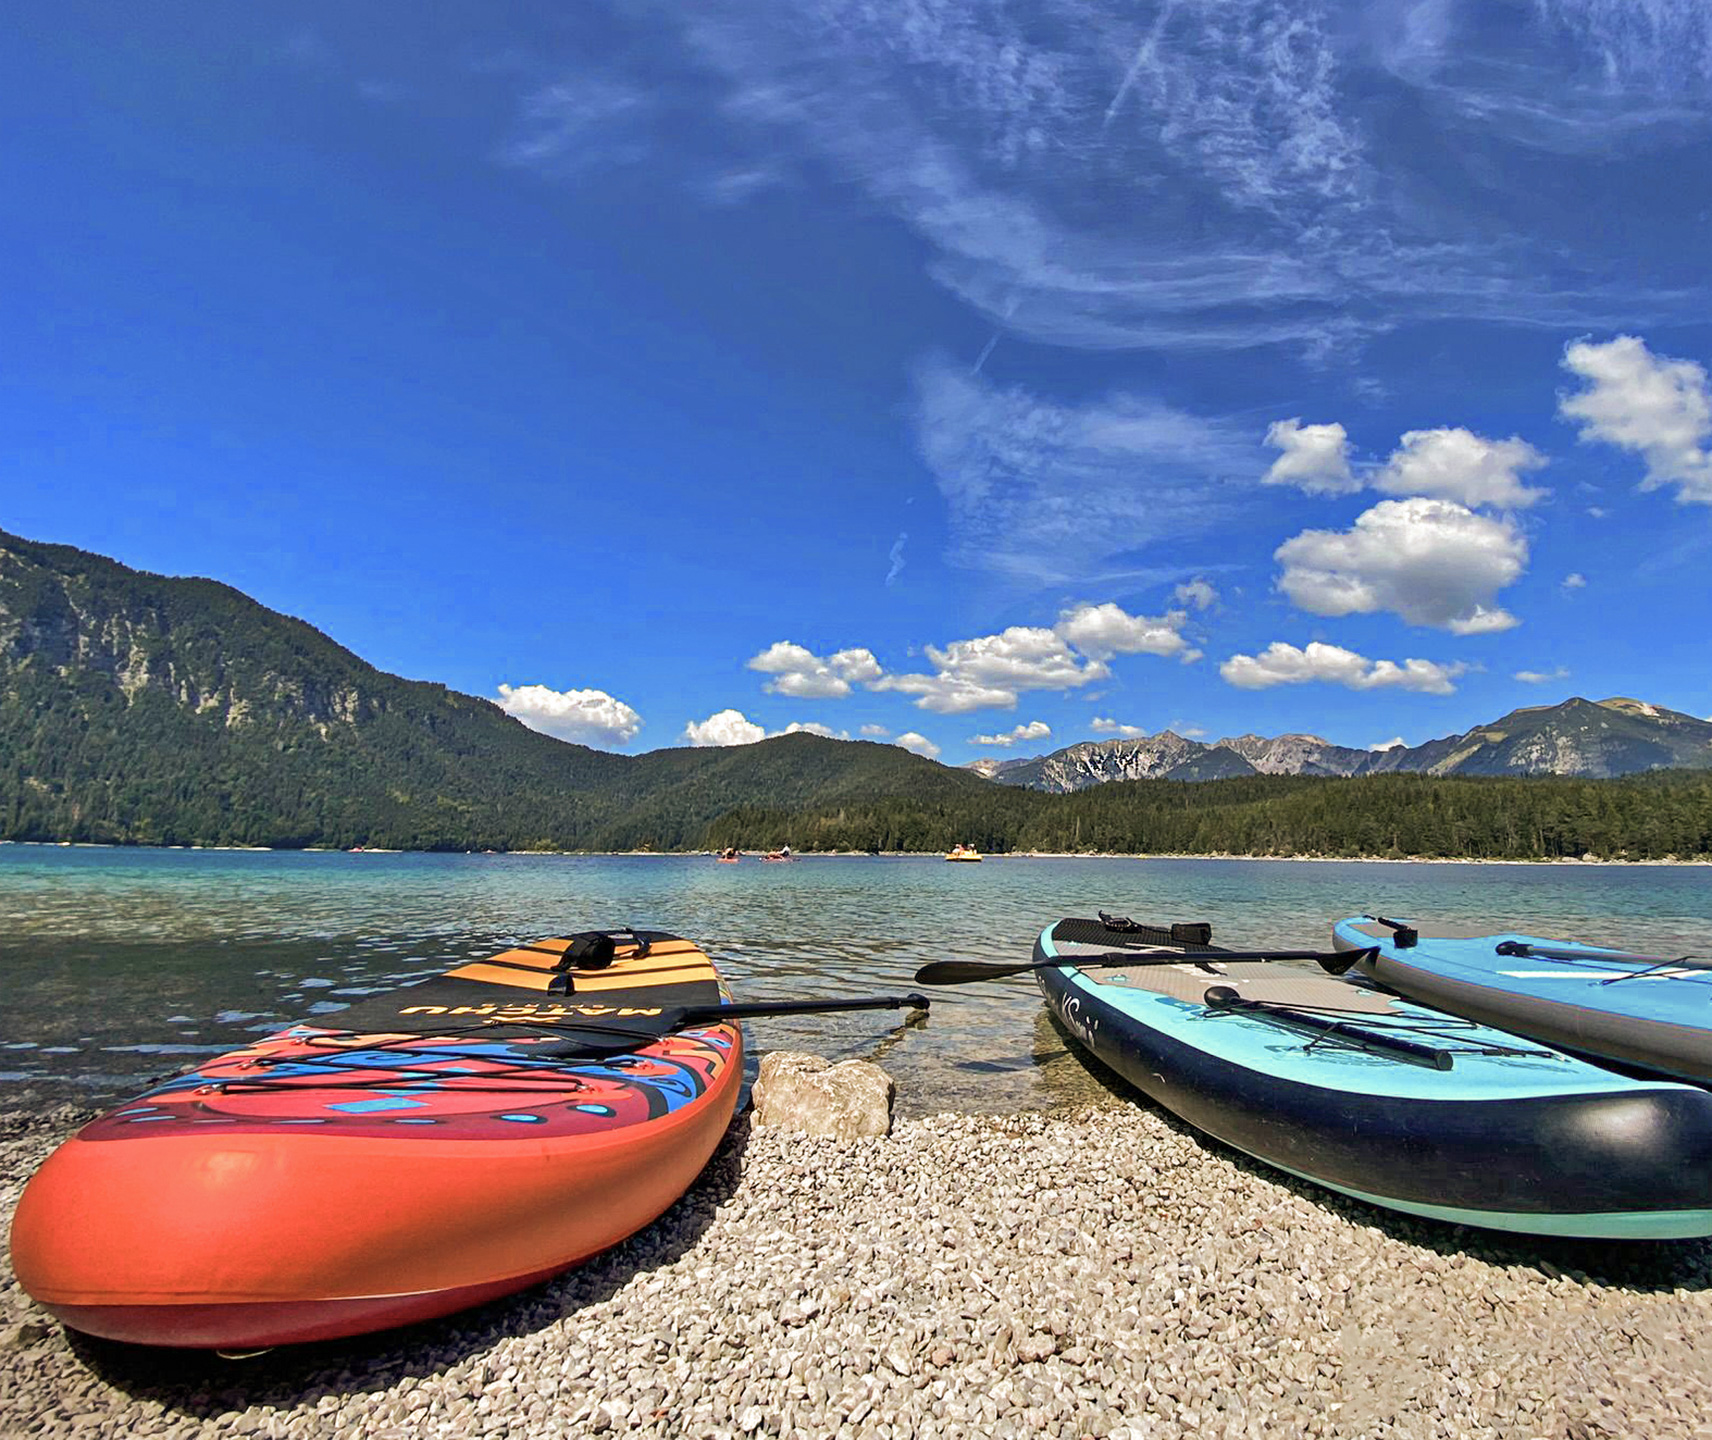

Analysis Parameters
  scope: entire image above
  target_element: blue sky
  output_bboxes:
[5,2,1711,763]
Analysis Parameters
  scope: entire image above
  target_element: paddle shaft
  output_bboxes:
[532,993,930,1058]
[1203,986,1455,1070]
[916,948,1370,985]
[1494,941,1712,972]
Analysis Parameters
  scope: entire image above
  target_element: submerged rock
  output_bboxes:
[750,1052,894,1139]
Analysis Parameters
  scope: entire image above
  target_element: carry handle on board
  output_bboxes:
[1098,912,1214,946]
[1363,915,1418,948]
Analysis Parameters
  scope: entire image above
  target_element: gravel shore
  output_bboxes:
[6,1097,1712,1439]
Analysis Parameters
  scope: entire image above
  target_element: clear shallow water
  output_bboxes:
[1,845,1708,1115]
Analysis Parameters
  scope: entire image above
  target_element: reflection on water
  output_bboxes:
[1,846,1707,1115]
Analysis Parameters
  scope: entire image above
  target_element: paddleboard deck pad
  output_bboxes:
[1333,916,1712,1083]
[1037,916,1712,1239]
[10,930,742,1348]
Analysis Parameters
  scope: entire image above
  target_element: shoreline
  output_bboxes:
[5,838,1709,866]
[6,1104,1712,1437]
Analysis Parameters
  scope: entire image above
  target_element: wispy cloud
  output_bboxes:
[1374,1,1712,154]
[913,356,1248,584]
[501,78,652,173]
[642,0,1705,353]
[885,533,908,587]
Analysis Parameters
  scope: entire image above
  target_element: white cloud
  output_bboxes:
[1275,497,1526,634]
[779,721,840,738]
[1372,428,1547,509]
[1090,717,1148,738]
[894,731,942,759]
[1263,419,1358,494]
[1053,603,1192,662]
[1172,578,1218,610]
[970,720,1052,748]
[1562,572,1587,591]
[746,642,883,698]
[1560,336,1712,504]
[1220,641,1467,695]
[1514,667,1570,684]
[1369,736,1407,752]
[496,684,643,747]
[913,357,1248,584]
[859,723,890,737]
[874,624,1105,714]
[683,708,766,747]
[829,648,884,682]
[873,673,1022,715]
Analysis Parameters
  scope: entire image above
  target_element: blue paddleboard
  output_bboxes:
[1039,916,1712,1239]
[1333,916,1712,1084]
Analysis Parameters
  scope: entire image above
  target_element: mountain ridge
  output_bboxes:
[969,697,1712,791]
[5,528,1710,856]
[0,529,986,849]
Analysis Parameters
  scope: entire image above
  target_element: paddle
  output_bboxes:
[1494,940,1712,984]
[1202,985,1455,1070]
[529,993,932,1059]
[915,946,1371,986]
[223,995,934,1082]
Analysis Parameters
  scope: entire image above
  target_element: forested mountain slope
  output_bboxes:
[0,530,985,849]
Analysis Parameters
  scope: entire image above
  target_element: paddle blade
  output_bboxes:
[915,959,1030,985]
[1315,946,1374,976]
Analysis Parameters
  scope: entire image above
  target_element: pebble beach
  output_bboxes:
[7,1088,1712,1440]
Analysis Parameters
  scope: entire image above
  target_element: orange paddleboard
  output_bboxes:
[10,929,741,1349]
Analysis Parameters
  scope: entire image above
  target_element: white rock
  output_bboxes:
[750,1052,895,1140]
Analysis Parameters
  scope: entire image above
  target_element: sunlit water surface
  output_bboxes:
[1,846,1707,1115]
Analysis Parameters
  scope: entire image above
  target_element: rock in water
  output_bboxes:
[750,1053,894,1139]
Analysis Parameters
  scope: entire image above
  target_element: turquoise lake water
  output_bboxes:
[1,845,1707,1114]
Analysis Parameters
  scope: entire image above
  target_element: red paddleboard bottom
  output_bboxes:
[39,1260,573,1350]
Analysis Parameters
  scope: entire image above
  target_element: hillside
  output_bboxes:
[707,769,1712,861]
[0,530,986,849]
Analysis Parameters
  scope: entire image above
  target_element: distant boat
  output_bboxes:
[763,848,792,862]
[717,848,741,863]
[945,845,983,863]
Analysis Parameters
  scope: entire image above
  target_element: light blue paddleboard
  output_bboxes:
[1333,916,1712,1084]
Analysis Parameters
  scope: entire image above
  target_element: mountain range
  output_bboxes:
[968,698,1712,792]
[0,529,984,849]
[4,527,1710,854]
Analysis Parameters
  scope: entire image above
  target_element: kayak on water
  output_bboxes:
[1016,915,1712,1240]
[11,930,925,1349]
[1332,915,1712,1084]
